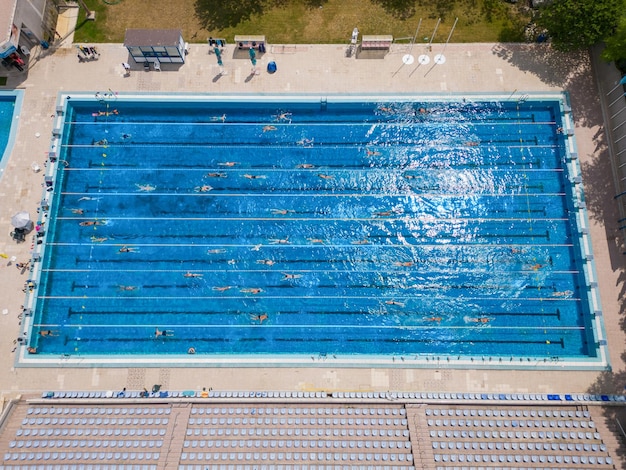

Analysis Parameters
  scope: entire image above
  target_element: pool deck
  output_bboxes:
[0,41,623,400]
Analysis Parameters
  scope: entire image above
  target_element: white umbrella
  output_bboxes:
[11,211,33,230]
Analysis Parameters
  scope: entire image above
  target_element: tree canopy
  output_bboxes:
[536,0,622,52]
[601,9,626,63]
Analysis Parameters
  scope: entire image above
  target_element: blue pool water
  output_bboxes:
[29,95,601,363]
[0,92,21,179]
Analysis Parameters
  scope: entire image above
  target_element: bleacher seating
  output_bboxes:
[0,394,620,469]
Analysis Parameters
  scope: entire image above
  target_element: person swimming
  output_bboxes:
[274,112,292,122]
[296,163,316,169]
[281,273,302,280]
[183,272,203,278]
[79,220,106,226]
[194,185,213,192]
[270,209,294,215]
[205,172,227,178]
[262,125,277,132]
[297,138,314,146]
[307,238,324,244]
[240,288,262,294]
[136,183,156,192]
[393,261,414,267]
[243,174,266,180]
[207,249,226,254]
[218,161,238,167]
[352,238,370,245]
[118,285,138,291]
[78,196,102,202]
[118,245,138,253]
[155,328,174,337]
[257,259,276,266]
[70,208,84,215]
[385,300,405,307]
[212,286,233,292]
[366,149,381,156]
[90,236,108,243]
[318,173,334,180]
[269,237,290,245]
[250,313,268,324]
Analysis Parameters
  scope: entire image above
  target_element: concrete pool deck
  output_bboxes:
[0,41,623,399]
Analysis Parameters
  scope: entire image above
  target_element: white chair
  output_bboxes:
[153,60,161,72]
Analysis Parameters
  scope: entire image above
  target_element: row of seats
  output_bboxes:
[16,428,167,438]
[27,407,171,416]
[190,407,405,417]
[186,428,408,439]
[429,429,601,440]
[10,439,164,449]
[426,417,594,429]
[3,451,161,462]
[40,389,626,403]
[433,453,613,465]
[432,440,607,452]
[179,466,414,470]
[425,407,589,418]
[183,440,412,450]
[189,417,407,427]
[180,452,414,463]
[1,466,156,470]
[22,417,168,427]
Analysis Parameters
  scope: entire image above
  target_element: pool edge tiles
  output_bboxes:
[0,90,24,181]
[15,91,610,370]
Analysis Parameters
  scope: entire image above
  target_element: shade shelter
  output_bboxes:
[124,29,186,64]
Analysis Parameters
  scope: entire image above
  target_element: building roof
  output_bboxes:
[123,29,182,47]
[0,0,17,44]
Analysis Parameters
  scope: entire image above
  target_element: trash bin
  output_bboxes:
[40,40,49,49]
[267,61,277,74]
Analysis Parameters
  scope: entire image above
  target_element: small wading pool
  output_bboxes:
[17,93,608,369]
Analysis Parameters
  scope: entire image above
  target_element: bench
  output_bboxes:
[361,35,393,50]
[235,35,266,52]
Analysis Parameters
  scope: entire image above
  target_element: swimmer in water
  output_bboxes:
[552,290,574,297]
[464,141,480,146]
[251,244,262,251]
[468,316,490,324]
[212,286,233,292]
[136,183,156,192]
[90,236,108,243]
[257,259,276,266]
[393,261,414,267]
[250,313,268,324]
[530,263,544,271]
[297,138,314,146]
[241,288,263,294]
[218,161,238,167]
[270,209,294,215]
[79,220,106,227]
[211,114,227,122]
[366,149,381,156]
[262,125,277,132]
[318,174,334,180]
[352,238,370,245]
[118,245,138,253]
[385,300,405,307]
[243,174,266,180]
[78,196,102,202]
[274,112,292,122]
[195,185,213,192]
[296,163,316,169]
[155,328,173,337]
[94,139,108,146]
[425,316,443,323]
[307,238,324,244]
[373,211,393,217]
[378,106,393,113]
[269,237,290,245]
[205,172,227,178]
[281,273,302,280]
[118,285,138,291]
[183,272,203,278]
[207,249,226,254]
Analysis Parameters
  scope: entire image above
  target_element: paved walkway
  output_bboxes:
[0,41,621,399]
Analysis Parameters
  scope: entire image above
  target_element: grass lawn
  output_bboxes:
[75,0,530,44]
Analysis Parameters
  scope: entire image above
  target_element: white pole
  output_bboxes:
[440,17,458,53]
[427,18,441,50]
[408,19,422,55]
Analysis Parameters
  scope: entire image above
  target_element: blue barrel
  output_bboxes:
[267,61,277,74]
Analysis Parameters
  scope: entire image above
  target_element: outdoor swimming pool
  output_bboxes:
[0,91,23,180]
[20,93,607,368]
